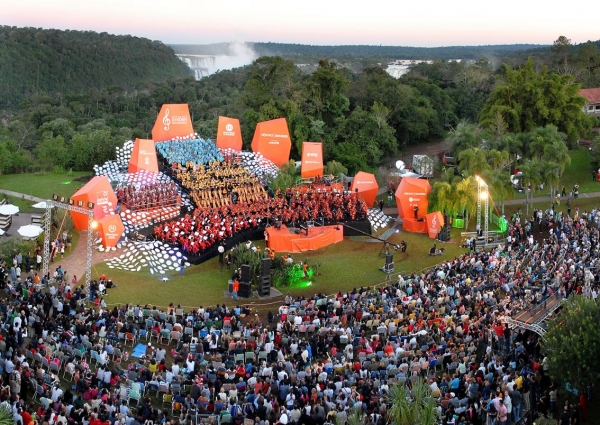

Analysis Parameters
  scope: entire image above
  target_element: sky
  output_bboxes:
[2,0,597,47]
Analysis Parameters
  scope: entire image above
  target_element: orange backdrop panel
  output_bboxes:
[266,225,343,253]
[152,104,194,142]
[216,116,243,151]
[402,218,427,234]
[301,142,324,178]
[251,118,291,167]
[350,171,379,208]
[70,176,118,230]
[128,138,159,174]
[426,211,445,239]
[97,214,125,248]
[395,177,431,219]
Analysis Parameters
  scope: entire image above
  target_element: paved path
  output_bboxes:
[0,189,45,203]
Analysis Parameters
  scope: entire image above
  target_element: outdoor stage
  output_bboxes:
[266,224,344,253]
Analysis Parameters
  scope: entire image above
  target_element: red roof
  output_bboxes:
[580,88,600,104]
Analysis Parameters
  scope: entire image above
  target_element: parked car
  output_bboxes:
[442,151,456,166]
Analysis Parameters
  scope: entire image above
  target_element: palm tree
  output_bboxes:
[387,379,440,425]
[458,148,489,176]
[520,160,543,214]
[0,403,13,425]
[449,121,478,154]
[483,169,514,215]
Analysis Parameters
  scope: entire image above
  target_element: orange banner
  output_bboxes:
[97,214,125,248]
[395,177,431,220]
[266,225,343,253]
[70,176,118,230]
[301,142,324,178]
[152,104,194,142]
[128,138,159,174]
[402,218,427,234]
[251,118,291,167]
[350,171,379,208]
[216,116,243,151]
[426,211,444,239]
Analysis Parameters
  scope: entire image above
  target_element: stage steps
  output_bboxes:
[120,206,180,232]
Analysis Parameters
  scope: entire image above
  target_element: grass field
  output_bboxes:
[0,171,92,200]
[94,227,467,312]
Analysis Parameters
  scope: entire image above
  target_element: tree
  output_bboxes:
[458,148,489,176]
[387,380,440,425]
[552,35,572,65]
[449,121,478,154]
[479,58,593,143]
[542,296,600,392]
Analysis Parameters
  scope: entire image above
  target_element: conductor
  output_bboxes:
[413,205,419,219]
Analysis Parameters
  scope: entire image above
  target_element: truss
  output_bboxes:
[42,200,95,286]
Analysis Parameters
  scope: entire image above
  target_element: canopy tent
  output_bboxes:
[216,116,243,151]
[152,104,194,142]
[426,211,445,239]
[70,176,118,230]
[350,171,379,208]
[300,142,324,179]
[97,214,125,248]
[251,118,291,167]
[395,177,431,220]
[128,138,159,174]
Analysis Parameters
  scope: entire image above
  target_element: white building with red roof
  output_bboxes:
[580,88,600,116]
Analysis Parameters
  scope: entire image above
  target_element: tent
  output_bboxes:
[152,104,194,142]
[251,118,291,167]
[395,177,431,220]
[426,211,444,239]
[97,214,125,248]
[128,138,159,174]
[350,171,379,208]
[216,116,243,151]
[70,176,118,230]
[301,142,324,178]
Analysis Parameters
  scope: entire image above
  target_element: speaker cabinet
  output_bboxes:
[241,264,251,283]
[238,282,252,298]
[385,253,394,266]
[261,258,272,276]
[258,276,271,297]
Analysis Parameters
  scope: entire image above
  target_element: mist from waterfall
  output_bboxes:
[176,41,258,80]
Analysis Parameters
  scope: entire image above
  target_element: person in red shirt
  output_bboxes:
[20,408,33,425]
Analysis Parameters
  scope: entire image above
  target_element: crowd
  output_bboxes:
[155,140,223,168]
[116,182,181,212]
[174,163,268,209]
[0,198,597,425]
[153,189,367,256]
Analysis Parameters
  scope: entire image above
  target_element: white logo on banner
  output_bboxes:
[162,109,171,131]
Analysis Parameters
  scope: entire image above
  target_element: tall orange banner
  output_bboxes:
[350,171,379,208]
[395,177,431,220]
[216,116,243,151]
[152,104,194,142]
[426,211,444,239]
[301,142,324,178]
[251,118,291,167]
[128,138,159,173]
[70,176,118,230]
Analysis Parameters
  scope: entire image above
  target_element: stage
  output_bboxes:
[267,225,344,253]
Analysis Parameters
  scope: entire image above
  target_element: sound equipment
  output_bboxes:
[241,265,251,283]
[261,258,272,276]
[228,280,233,293]
[258,275,271,297]
[417,218,425,222]
[238,282,252,298]
[385,253,394,266]
[381,253,394,273]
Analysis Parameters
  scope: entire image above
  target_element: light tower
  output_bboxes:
[475,176,489,247]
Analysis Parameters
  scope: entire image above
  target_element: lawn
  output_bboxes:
[0,171,92,200]
[94,227,467,312]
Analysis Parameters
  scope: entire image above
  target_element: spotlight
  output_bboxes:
[91,221,99,230]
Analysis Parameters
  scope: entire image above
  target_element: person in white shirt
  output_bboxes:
[51,385,63,402]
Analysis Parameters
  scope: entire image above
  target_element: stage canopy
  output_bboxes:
[350,171,379,208]
[97,214,125,248]
[251,118,291,167]
[152,104,194,141]
[216,116,243,151]
[128,138,158,174]
[70,176,118,230]
[426,211,444,239]
[395,177,431,220]
[301,142,324,179]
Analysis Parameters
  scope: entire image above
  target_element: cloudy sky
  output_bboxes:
[2,0,596,46]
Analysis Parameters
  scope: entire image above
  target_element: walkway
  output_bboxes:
[0,189,45,203]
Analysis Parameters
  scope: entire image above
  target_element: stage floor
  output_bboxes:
[266,225,344,253]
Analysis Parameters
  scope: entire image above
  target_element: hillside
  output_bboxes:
[0,26,192,109]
